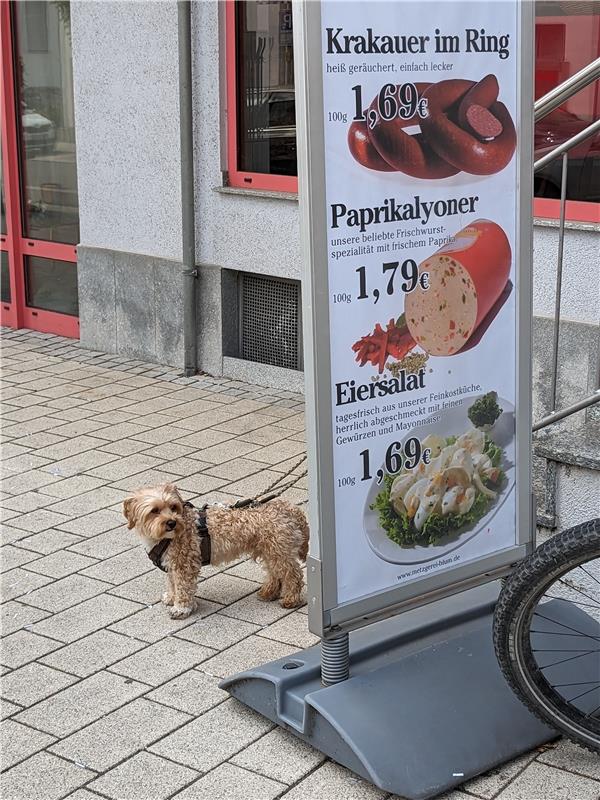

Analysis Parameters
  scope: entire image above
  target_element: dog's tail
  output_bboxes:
[299,521,309,562]
[297,511,310,563]
[287,504,309,562]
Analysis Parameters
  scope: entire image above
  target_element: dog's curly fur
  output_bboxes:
[123,483,309,619]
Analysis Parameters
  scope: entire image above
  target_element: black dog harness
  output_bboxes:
[147,502,211,573]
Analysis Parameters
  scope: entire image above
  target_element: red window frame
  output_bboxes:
[0,0,79,337]
[533,10,600,224]
[533,198,600,224]
[225,0,298,193]
[224,2,596,216]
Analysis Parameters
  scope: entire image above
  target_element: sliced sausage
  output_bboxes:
[421,77,516,175]
[464,104,504,141]
[404,220,511,356]
[457,75,500,128]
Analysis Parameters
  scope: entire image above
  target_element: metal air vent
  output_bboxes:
[239,273,302,371]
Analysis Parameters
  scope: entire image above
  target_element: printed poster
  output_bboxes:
[319,0,522,603]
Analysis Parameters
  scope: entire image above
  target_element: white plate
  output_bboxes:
[363,396,515,565]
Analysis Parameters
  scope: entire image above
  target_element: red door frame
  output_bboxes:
[0,0,79,337]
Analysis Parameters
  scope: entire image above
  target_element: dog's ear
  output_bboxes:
[163,482,183,502]
[123,497,137,530]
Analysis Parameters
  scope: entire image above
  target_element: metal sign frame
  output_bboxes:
[294,0,535,639]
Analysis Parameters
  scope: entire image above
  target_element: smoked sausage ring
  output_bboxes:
[348,82,458,179]
[347,75,516,179]
[366,82,459,179]
[347,118,397,172]
[421,76,517,176]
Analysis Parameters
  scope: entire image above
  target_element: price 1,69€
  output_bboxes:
[352,83,428,128]
[360,438,432,485]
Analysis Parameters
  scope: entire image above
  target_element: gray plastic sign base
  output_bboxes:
[220,584,574,800]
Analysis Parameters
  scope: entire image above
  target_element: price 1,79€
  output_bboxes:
[332,260,430,306]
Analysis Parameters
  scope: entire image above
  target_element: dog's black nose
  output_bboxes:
[166,519,176,530]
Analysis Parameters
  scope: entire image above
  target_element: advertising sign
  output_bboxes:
[295,0,533,636]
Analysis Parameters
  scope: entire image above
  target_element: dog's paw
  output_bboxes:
[162,592,174,606]
[258,581,281,601]
[169,604,194,619]
[280,596,302,609]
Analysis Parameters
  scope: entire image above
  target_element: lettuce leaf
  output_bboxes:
[484,436,503,468]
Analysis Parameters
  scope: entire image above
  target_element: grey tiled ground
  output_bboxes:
[1,328,598,800]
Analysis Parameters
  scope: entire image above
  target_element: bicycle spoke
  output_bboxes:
[533,649,600,653]
[556,579,600,608]
[566,684,600,703]
[537,649,600,669]
[545,596,600,611]
[533,611,600,643]
[553,681,600,688]
[584,704,600,719]
[531,630,598,637]
[578,565,600,589]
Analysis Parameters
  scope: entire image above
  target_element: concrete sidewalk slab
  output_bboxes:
[2,329,598,800]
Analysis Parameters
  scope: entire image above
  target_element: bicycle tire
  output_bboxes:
[493,518,600,753]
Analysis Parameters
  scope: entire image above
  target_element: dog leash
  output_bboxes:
[231,453,308,509]
[147,455,308,572]
[189,503,211,566]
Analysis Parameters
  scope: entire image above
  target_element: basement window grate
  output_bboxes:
[239,273,302,371]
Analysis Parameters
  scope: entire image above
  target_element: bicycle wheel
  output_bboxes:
[493,518,600,753]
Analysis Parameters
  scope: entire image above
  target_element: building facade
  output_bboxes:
[1,0,598,397]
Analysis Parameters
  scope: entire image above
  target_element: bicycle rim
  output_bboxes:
[513,551,600,750]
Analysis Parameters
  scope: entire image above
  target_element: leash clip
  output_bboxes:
[231,498,253,509]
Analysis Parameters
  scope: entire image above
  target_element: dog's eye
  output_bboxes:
[171,505,178,512]
[151,508,159,514]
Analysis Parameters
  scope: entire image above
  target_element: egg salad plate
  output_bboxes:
[363,394,515,565]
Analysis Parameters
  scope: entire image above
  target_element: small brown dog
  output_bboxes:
[123,483,309,619]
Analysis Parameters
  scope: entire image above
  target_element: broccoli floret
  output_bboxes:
[468,391,502,429]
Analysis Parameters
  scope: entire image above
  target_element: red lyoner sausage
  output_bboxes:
[366,82,458,179]
[421,77,516,175]
[404,219,511,356]
[347,118,397,171]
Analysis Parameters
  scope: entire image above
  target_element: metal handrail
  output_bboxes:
[533,391,600,432]
[534,57,600,122]
[535,118,600,172]
[531,60,600,431]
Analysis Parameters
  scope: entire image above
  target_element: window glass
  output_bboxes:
[14,1,79,243]
[25,2,49,53]
[25,255,78,316]
[535,1,600,203]
[236,0,297,177]
[1,251,10,304]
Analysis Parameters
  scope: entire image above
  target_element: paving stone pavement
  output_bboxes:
[1,328,598,800]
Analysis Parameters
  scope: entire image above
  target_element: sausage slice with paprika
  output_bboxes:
[405,219,511,356]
